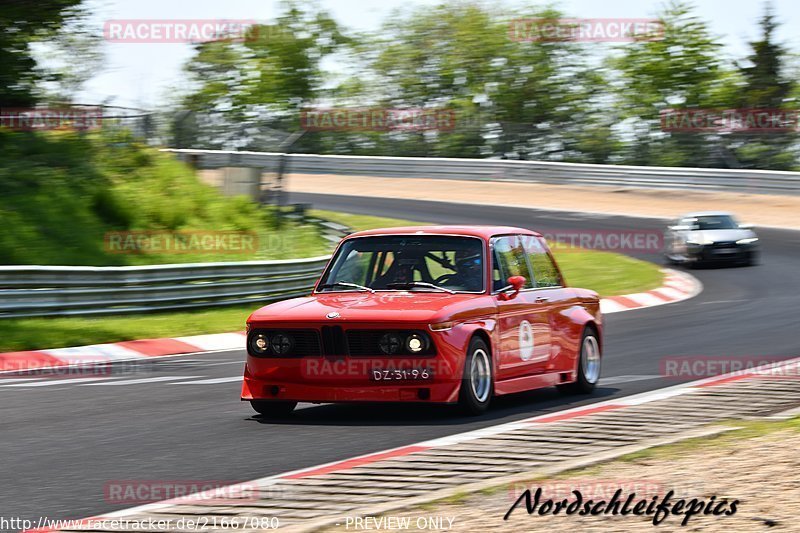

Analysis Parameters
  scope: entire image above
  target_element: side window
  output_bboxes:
[491,236,534,291]
[524,237,562,288]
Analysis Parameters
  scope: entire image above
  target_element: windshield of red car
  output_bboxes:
[318,235,485,293]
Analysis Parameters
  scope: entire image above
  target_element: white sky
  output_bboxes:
[77,0,800,109]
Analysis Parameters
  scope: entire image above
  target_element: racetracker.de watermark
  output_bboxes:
[508,479,706,501]
[661,108,800,133]
[103,480,270,504]
[104,231,258,255]
[0,108,102,130]
[103,19,273,43]
[509,18,663,42]
[660,356,800,379]
[301,359,453,381]
[300,108,456,132]
[539,229,663,254]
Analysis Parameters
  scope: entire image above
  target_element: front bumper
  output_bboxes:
[241,325,470,405]
[686,243,758,263]
[241,356,463,403]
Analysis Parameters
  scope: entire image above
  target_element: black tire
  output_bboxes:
[250,400,297,417]
[458,337,493,416]
[745,251,759,266]
[557,327,601,395]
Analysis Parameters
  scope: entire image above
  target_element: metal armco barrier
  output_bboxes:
[0,256,331,318]
[163,148,800,194]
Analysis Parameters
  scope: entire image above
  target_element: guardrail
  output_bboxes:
[163,149,800,194]
[0,256,332,318]
[0,208,351,319]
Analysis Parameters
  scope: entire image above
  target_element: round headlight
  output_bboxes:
[405,333,428,354]
[270,333,293,355]
[379,333,402,355]
[250,333,269,355]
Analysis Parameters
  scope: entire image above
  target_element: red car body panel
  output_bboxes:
[242,226,602,405]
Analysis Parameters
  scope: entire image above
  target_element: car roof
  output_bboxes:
[681,211,734,218]
[346,225,541,239]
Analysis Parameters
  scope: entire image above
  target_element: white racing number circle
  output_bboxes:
[519,320,534,361]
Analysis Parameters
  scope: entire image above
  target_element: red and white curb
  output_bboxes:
[600,268,701,314]
[1,270,700,374]
[29,356,800,533]
[0,332,246,374]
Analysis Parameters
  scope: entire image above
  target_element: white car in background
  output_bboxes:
[664,211,759,267]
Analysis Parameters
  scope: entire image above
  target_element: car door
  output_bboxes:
[492,235,553,381]
[522,235,572,374]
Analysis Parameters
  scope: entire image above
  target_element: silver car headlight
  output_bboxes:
[736,237,758,245]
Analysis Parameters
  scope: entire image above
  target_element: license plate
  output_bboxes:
[370,368,433,381]
[715,248,738,254]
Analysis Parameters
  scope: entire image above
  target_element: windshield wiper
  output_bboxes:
[318,281,375,293]
[386,281,456,294]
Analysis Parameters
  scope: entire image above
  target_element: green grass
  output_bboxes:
[0,208,663,352]
[0,129,328,265]
[0,306,254,352]
[553,248,664,296]
[307,209,425,231]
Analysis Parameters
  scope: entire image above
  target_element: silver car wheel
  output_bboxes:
[581,335,601,384]
[470,348,491,403]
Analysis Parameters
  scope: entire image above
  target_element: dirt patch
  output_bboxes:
[288,174,800,230]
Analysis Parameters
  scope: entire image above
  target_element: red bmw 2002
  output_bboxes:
[242,226,602,416]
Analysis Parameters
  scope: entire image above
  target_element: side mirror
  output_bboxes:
[739,223,754,230]
[498,275,526,301]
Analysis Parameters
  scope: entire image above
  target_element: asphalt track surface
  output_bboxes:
[2,193,799,525]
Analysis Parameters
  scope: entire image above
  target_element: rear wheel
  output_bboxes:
[458,337,493,416]
[558,327,601,395]
[250,400,297,417]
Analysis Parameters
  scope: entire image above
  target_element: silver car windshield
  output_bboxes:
[689,215,738,231]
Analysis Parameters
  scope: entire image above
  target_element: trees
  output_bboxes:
[610,1,732,167]
[173,0,798,170]
[730,4,798,170]
[0,0,84,107]
[174,1,349,151]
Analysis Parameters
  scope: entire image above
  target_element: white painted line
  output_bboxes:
[598,374,662,386]
[0,347,242,377]
[0,378,46,384]
[80,376,203,386]
[175,376,242,384]
[698,299,747,306]
[615,387,694,405]
[1,377,123,387]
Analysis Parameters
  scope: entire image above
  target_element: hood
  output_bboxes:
[248,292,486,325]
[690,228,756,243]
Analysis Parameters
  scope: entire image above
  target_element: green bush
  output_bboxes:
[0,129,328,265]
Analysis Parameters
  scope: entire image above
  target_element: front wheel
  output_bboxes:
[458,337,493,416]
[250,400,297,417]
[558,327,601,395]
